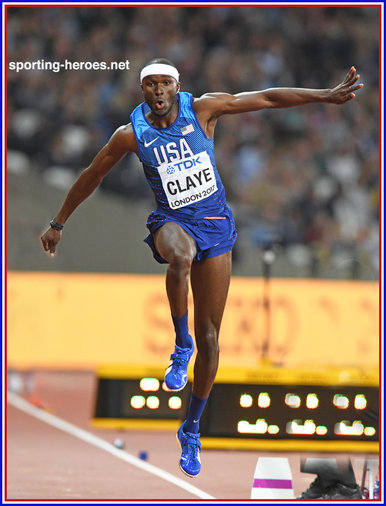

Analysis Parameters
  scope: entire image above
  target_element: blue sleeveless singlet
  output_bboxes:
[130,91,237,262]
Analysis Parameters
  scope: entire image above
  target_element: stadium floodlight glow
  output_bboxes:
[316,425,328,436]
[240,394,253,408]
[140,378,160,391]
[333,394,349,409]
[237,420,249,433]
[285,393,301,408]
[354,394,367,410]
[306,393,319,409]
[130,395,146,409]
[258,392,271,408]
[162,381,174,392]
[364,426,376,437]
[168,396,182,410]
[146,396,160,409]
[237,418,268,434]
[334,420,364,436]
[268,424,280,435]
[286,419,316,435]
[255,418,268,433]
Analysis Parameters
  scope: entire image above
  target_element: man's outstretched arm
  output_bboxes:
[194,67,363,131]
[40,124,137,256]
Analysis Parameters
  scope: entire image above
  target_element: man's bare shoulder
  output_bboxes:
[193,92,235,118]
[109,123,138,154]
[114,123,134,138]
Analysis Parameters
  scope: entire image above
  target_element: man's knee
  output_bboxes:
[168,249,194,277]
[169,248,194,268]
[196,326,219,359]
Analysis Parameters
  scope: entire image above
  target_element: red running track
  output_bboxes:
[5,371,378,501]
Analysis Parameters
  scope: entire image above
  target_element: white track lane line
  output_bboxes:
[7,392,215,500]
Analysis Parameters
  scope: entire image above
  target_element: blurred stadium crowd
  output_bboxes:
[7,6,379,278]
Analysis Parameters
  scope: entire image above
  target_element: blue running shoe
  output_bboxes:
[164,344,194,391]
[176,421,201,477]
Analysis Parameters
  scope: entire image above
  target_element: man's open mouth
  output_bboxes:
[155,100,165,111]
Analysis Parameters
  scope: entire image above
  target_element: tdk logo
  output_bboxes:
[171,155,202,172]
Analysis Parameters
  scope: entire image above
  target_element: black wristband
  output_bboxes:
[50,219,64,231]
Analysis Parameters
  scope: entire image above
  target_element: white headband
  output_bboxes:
[140,63,180,83]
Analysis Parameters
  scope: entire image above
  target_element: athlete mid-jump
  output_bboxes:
[41,58,363,477]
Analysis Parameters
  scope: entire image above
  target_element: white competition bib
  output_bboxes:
[157,150,218,209]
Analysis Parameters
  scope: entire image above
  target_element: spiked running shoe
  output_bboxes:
[164,344,194,391]
[176,422,201,477]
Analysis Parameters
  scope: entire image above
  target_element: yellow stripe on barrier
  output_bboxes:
[200,438,379,453]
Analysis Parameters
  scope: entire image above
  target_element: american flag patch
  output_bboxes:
[181,124,194,135]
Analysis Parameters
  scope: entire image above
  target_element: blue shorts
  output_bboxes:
[144,205,237,264]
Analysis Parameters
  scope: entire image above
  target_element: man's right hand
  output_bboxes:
[40,227,61,256]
